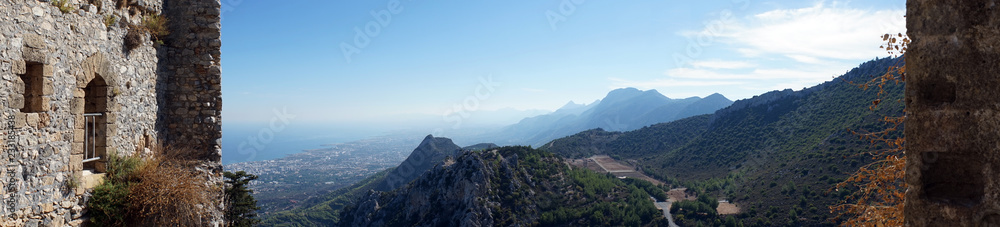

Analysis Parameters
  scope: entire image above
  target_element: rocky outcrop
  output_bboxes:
[340,148,526,227]
[376,135,462,191]
[339,145,668,226]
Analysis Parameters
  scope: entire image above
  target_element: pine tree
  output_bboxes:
[224,171,261,226]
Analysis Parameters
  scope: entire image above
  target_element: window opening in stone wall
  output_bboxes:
[19,62,46,113]
[82,76,108,172]
[83,113,103,163]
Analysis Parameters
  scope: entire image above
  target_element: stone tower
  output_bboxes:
[0,0,223,225]
[905,0,1000,226]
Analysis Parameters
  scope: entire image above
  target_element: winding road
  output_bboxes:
[654,201,679,227]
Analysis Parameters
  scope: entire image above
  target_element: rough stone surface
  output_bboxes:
[905,0,1000,226]
[0,0,223,226]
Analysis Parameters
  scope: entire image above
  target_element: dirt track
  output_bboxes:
[568,155,664,185]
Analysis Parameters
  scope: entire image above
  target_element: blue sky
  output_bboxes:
[220,0,905,125]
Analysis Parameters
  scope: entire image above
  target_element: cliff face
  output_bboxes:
[339,146,667,227]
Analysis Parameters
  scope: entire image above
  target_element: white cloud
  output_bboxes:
[609,77,744,89]
[689,60,757,69]
[716,1,906,63]
[663,66,844,81]
[520,88,547,93]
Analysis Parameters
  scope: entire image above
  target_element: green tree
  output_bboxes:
[224,171,261,226]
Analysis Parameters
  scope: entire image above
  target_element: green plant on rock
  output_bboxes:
[104,14,117,28]
[51,0,74,13]
[88,152,141,227]
[64,175,80,192]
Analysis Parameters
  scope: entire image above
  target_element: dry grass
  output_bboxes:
[127,144,212,226]
[124,23,143,51]
[142,14,169,41]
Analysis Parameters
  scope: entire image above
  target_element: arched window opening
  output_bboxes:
[82,76,108,172]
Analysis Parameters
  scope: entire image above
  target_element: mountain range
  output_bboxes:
[461,88,733,147]
[543,57,904,226]
[262,57,903,226]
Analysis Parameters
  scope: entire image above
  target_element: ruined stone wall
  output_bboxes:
[158,0,225,223]
[905,0,1000,226]
[0,0,223,225]
[159,0,223,162]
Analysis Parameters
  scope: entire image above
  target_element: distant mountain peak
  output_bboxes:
[557,101,585,111]
[377,135,462,190]
[703,93,730,101]
[606,87,643,97]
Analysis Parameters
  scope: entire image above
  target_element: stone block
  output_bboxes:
[12,59,25,74]
[71,143,83,155]
[73,129,83,143]
[37,113,48,128]
[38,97,50,112]
[105,123,116,137]
[41,79,52,95]
[26,113,38,128]
[22,48,46,64]
[23,34,45,49]
[14,112,26,128]
[75,74,89,89]
[71,98,83,113]
[9,94,24,109]
[11,77,24,94]
[81,172,104,189]
[73,114,83,129]
[68,155,82,171]
[72,89,84,98]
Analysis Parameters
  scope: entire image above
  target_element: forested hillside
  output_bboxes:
[544,57,904,226]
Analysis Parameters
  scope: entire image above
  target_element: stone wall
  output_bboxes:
[905,0,1000,226]
[0,0,223,226]
[158,0,225,223]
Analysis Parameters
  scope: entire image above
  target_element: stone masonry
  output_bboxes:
[0,0,223,226]
[905,0,1000,226]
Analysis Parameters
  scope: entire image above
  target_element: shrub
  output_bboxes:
[129,146,211,226]
[124,24,143,51]
[88,152,141,226]
[51,0,74,13]
[142,14,169,41]
[86,144,212,226]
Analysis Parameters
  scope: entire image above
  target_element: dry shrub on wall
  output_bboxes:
[124,23,144,51]
[128,144,212,226]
